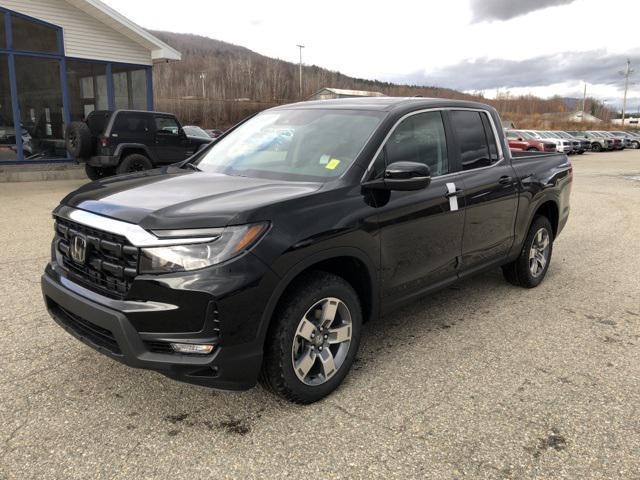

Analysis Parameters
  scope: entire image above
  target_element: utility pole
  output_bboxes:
[199,72,207,98]
[581,82,587,121]
[296,44,305,99]
[619,59,634,127]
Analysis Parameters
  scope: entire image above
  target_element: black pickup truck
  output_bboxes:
[42,98,572,403]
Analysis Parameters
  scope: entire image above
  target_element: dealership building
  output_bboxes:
[0,0,180,165]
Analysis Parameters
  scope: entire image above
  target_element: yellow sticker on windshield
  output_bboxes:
[325,158,341,170]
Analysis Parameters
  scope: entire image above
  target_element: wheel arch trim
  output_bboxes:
[256,247,379,346]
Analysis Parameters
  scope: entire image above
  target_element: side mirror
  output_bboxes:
[363,161,431,191]
[517,137,523,141]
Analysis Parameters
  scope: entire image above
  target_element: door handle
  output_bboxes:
[499,175,513,185]
[445,188,463,198]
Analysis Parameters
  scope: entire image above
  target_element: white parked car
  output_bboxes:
[522,130,573,154]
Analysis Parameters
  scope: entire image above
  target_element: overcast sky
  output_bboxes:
[104,0,639,110]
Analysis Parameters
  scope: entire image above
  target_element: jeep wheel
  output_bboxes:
[591,142,601,152]
[84,164,114,181]
[65,122,92,159]
[116,154,152,174]
[260,272,362,404]
[502,215,553,288]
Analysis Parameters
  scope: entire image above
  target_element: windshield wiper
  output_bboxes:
[181,162,201,171]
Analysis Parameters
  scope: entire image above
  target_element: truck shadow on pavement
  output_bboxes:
[64,267,526,438]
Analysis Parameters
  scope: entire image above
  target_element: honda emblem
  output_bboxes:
[70,235,87,264]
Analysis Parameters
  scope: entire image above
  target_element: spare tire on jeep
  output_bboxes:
[65,122,92,159]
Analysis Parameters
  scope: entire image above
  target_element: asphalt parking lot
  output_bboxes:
[1,150,639,479]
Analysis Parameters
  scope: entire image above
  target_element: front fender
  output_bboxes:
[255,246,380,346]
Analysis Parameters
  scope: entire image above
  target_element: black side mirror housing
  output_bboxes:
[363,161,431,191]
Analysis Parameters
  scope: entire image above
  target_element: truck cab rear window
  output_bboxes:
[450,110,499,170]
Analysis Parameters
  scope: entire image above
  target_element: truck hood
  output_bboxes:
[62,167,322,229]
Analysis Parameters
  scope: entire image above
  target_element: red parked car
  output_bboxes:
[506,130,556,152]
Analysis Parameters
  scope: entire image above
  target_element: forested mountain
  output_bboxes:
[151,30,613,129]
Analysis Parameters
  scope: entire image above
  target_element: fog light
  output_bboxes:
[170,343,214,354]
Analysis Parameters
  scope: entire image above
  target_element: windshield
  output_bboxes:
[184,126,211,138]
[556,132,571,139]
[195,109,384,182]
[545,132,561,138]
[520,131,537,140]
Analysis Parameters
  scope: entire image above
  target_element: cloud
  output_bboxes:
[470,0,577,22]
[390,50,639,92]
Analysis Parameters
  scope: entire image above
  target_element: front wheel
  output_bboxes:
[116,154,152,174]
[502,215,553,288]
[591,143,602,152]
[260,272,362,404]
[84,164,114,180]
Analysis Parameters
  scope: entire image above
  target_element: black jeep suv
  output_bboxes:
[65,110,212,180]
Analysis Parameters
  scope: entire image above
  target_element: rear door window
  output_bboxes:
[450,110,499,170]
[112,113,152,140]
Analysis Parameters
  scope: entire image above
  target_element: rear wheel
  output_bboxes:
[260,271,362,404]
[116,154,152,174]
[502,215,553,288]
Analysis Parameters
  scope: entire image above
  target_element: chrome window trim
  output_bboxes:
[57,207,218,247]
[361,107,506,183]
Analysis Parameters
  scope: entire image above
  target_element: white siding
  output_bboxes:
[0,0,152,65]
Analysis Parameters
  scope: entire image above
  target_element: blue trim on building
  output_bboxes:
[0,5,157,165]
[105,62,115,111]
[146,66,154,110]
[5,12,23,163]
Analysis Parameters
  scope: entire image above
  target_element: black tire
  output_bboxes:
[591,142,602,152]
[84,164,114,181]
[260,271,362,404]
[502,215,554,288]
[526,147,538,152]
[631,141,640,150]
[116,154,152,174]
[65,122,92,159]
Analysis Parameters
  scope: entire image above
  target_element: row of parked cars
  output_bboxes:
[506,129,640,155]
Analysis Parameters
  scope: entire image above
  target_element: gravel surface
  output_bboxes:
[1,151,639,479]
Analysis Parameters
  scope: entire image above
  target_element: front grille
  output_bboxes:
[55,217,139,298]
[49,301,121,355]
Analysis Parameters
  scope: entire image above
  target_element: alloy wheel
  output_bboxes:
[529,228,550,277]
[291,297,352,386]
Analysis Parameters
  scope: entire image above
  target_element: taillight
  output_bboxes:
[99,137,110,148]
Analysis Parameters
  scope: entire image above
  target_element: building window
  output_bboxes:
[66,60,108,121]
[0,54,17,161]
[0,16,6,50]
[11,15,59,54]
[14,56,66,159]
[113,65,147,110]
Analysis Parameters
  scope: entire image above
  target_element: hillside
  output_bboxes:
[150,31,610,129]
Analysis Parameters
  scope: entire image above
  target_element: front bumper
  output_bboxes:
[41,258,274,390]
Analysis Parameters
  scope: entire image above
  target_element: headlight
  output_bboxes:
[139,223,269,273]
